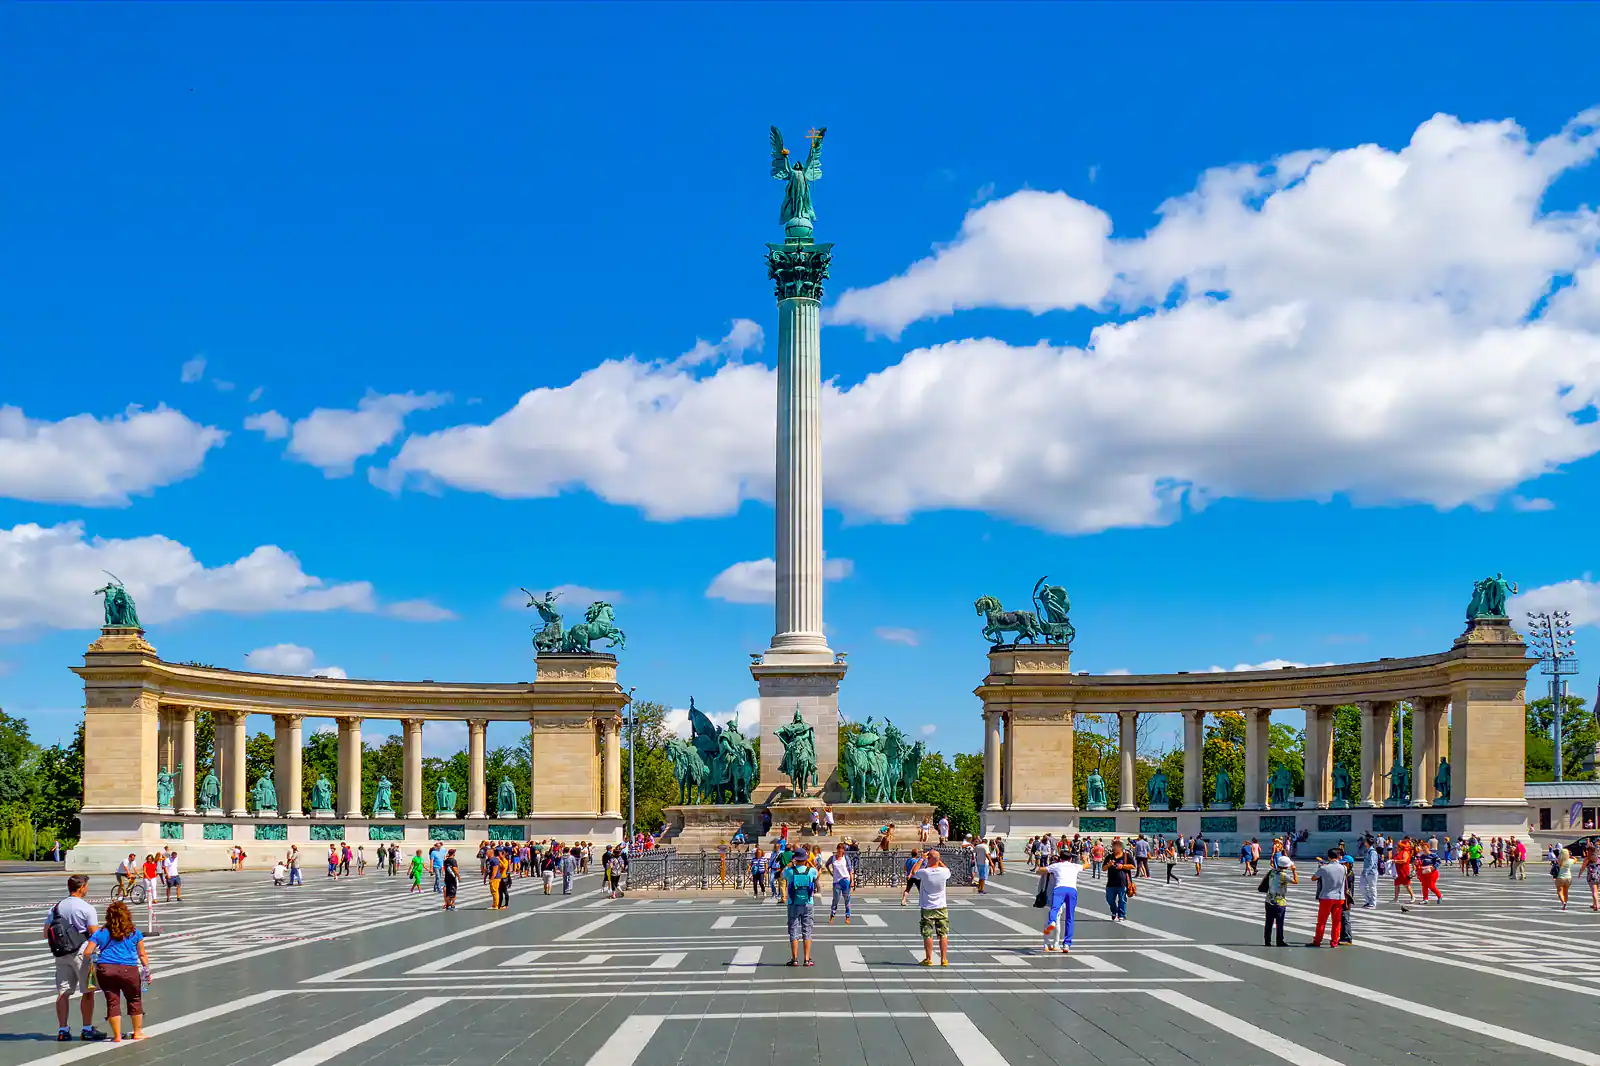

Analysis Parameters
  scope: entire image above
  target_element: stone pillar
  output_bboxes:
[1001,712,1014,809]
[177,706,197,815]
[403,718,424,818]
[1303,705,1333,808]
[1359,701,1394,806]
[467,720,487,819]
[275,714,303,817]
[1412,697,1446,806]
[156,708,175,776]
[338,718,363,818]
[768,290,829,661]
[1182,709,1204,809]
[983,710,1003,811]
[1244,708,1270,809]
[1117,710,1137,811]
[225,712,248,817]
[602,718,622,819]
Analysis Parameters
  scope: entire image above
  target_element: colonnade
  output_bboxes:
[983,696,1454,812]
[153,707,625,820]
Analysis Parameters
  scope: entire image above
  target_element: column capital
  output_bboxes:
[766,240,833,301]
[403,716,425,732]
[274,712,305,725]
[468,718,488,734]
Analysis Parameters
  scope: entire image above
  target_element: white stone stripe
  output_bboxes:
[860,913,887,927]
[1139,949,1234,981]
[974,908,1039,935]
[22,990,289,1066]
[584,1014,665,1066]
[991,953,1028,967]
[929,1012,1014,1065]
[728,945,761,974]
[835,945,866,972]
[1066,953,1125,973]
[712,916,737,929]
[1145,989,1345,1065]
[555,912,627,942]
[276,998,450,1065]
[410,945,493,973]
[649,952,687,969]
[498,950,548,967]
[1198,946,1600,1065]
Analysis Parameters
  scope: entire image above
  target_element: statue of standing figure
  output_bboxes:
[776,707,818,796]
[310,775,334,813]
[156,764,177,810]
[1433,757,1451,804]
[373,776,394,815]
[1465,573,1517,621]
[1084,768,1108,810]
[198,768,222,811]
[434,777,458,814]
[1146,770,1169,810]
[1330,764,1353,809]
[1387,759,1411,806]
[496,777,518,818]
[1212,769,1233,808]
[251,774,277,813]
[92,573,141,628]
[1268,766,1295,808]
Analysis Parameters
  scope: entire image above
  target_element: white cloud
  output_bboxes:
[662,698,761,740]
[384,599,457,622]
[0,405,225,506]
[875,626,919,646]
[673,319,764,368]
[247,386,264,403]
[919,724,937,737]
[0,521,381,631]
[267,392,449,477]
[244,411,291,440]
[1206,659,1334,673]
[243,643,346,678]
[500,584,624,610]
[180,356,206,384]
[369,110,1600,535]
[212,380,235,393]
[1510,494,1555,512]
[1512,576,1600,627]
[706,557,853,604]
[1104,668,1132,675]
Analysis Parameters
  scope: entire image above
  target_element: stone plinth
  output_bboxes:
[751,659,847,802]
[761,800,936,848]
[663,804,758,849]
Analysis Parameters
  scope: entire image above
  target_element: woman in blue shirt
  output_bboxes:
[80,901,149,1042]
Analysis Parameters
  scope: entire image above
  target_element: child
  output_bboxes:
[272,861,288,886]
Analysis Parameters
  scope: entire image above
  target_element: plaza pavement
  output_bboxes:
[0,858,1595,1065]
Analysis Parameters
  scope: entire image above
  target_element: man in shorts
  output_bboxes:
[905,849,953,966]
[162,848,182,902]
[45,875,107,1042]
[783,855,819,966]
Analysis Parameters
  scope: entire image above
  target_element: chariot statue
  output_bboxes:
[559,601,626,654]
[1032,577,1076,647]
[521,588,566,653]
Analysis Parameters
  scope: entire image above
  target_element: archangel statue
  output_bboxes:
[770,126,825,239]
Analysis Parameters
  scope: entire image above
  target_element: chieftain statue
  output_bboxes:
[1330,764,1354,809]
[251,774,277,813]
[770,125,825,239]
[496,777,518,817]
[1387,759,1411,807]
[1465,573,1517,621]
[156,764,177,810]
[1432,757,1451,804]
[373,776,395,815]
[1146,769,1169,810]
[434,777,458,814]
[666,736,708,805]
[310,775,334,813]
[898,739,926,802]
[92,572,141,629]
[841,718,891,803]
[521,589,566,653]
[776,707,818,796]
[1084,768,1108,810]
[198,768,221,811]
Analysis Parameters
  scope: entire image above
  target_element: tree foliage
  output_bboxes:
[913,752,978,840]
[1526,694,1597,781]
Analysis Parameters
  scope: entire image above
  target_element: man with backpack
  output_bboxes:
[783,852,819,966]
[45,875,107,1042]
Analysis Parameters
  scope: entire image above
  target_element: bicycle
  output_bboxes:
[110,879,147,906]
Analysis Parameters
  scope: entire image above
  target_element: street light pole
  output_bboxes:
[1526,611,1579,783]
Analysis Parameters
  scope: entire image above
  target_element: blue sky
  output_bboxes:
[3,4,1599,758]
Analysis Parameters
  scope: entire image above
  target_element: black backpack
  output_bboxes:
[45,903,87,958]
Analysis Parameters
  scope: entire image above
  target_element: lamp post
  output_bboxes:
[1526,611,1579,782]
[624,686,637,848]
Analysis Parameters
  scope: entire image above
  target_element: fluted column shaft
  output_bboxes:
[768,295,829,657]
[339,718,363,818]
[467,720,487,818]
[1303,705,1333,808]
[1182,709,1204,809]
[177,707,197,815]
[1117,711,1137,811]
[983,710,1003,811]
[225,712,248,817]
[602,719,622,818]
[278,715,303,816]
[1412,697,1446,806]
[1244,708,1271,809]
[1359,701,1394,806]
[403,718,424,818]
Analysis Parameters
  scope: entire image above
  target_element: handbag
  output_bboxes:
[1257,875,1270,893]
[1033,890,1047,908]
[1126,879,1137,897]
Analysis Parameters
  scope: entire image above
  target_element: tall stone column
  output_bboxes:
[1182,709,1204,809]
[225,712,248,817]
[275,714,303,817]
[403,718,424,818]
[156,708,174,776]
[983,710,1003,811]
[601,718,622,819]
[467,720,487,819]
[1359,701,1394,806]
[338,718,364,818]
[1244,708,1271,809]
[1001,713,1014,809]
[1411,697,1446,806]
[1303,705,1333,808]
[754,235,847,799]
[177,706,197,815]
[1117,711,1137,811]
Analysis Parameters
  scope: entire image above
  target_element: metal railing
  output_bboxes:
[623,848,974,890]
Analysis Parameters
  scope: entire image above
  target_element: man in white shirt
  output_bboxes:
[163,848,182,903]
[45,875,106,1042]
[937,816,949,844]
[974,838,991,894]
[1041,850,1091,952]
[903,850,953,966]
[1306,851,1346,947]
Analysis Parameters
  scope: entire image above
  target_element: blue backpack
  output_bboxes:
[788,868,817,906]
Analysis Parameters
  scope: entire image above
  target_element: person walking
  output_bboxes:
[442,848,460,911]
[1391,837,1417,903]
[540,849,556,895]
[408,850,425,893]
[356,846,367,876]
[905,850,953,966]
[974,837,991,894]
[1414,843,1443,904]
[1582,844,1600,911]
[428,844,444,894]
[1103,841,1134,922]
[79,901,149,1043]
[1133,836,1150,879]
[560,847,577,895]
[783,852,819,966]
[1164,842,1181,885]
[1512,838,1528,880]
[1040,848,1090,953]
[45,875,107,1043]
[1553,845,1576,910]
[1191,835,1204,877]
[750,847,768,898]
[160,849,182,903]
[1090,840,1105,879]
[1263,853,1297,946]
[937,815,949,845]
[1306,851,1345,948]
[488,848,506,910]
[606,846,627,900]
[285,846,303,886]
[825,844,854,924]
[1358,835,1379,908]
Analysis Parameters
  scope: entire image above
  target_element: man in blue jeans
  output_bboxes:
[429,844,444,893]
[1103,840,1135,921]
[825,844,854,923]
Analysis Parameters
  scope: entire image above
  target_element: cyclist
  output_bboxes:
[114,855,138,898]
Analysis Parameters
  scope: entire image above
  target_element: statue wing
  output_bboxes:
[804,127,825,180]
[770,126,788,178]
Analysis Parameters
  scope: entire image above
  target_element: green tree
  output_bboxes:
[623,699,688,833]
[1526,694,1597,781]
[301,729,339,811]
[363,735,404,813]
[33,719,85,843]
[1268,721,1304,797]
[913,752,977,840]
[1331,705,1361,795]
[422,755,468,817]
[484,744,531,815]
[1202,710,1246,806]
[244,730,275,800]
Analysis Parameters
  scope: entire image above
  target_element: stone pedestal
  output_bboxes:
[312,808,335,819]
[752,658,847,802]
[663,804,757,849]
[764,799,936,849]
[372,811,396,819]
[436,809,457,819]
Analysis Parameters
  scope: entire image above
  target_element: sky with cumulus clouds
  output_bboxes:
[2,4,1598,757]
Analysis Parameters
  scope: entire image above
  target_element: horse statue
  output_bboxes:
[716,725,756,805]
[1032,577,1076,647]
[897,740,925,802]
[685,699,725,799]
[974,594,1042,644]
[560,601,626,653]
[665,737,708,805]
[881,720,909,802]
[520,588,565,652]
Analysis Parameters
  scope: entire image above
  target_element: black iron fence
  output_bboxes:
[623,848,974,890]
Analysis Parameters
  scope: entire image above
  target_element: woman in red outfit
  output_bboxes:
[1416,843,1443,903]
[1391,837,1416,903]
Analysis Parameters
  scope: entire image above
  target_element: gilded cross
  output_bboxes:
[806,127,824,150]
